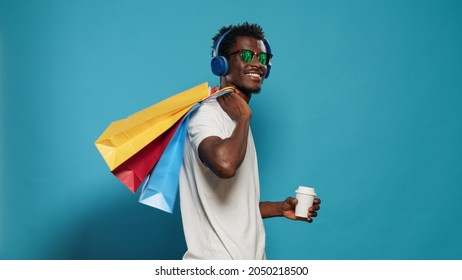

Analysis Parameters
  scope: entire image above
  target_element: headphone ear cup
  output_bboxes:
[265,64,271,79]
[211,56,229,76]
[263,39,272,79]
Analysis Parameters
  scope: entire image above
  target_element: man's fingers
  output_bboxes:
[309,204,320,211]
[291,197,298,205]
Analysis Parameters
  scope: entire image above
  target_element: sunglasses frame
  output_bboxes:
[228,49,273,65]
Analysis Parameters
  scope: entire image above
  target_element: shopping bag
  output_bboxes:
[138,88,234,212]
[111,119,182,193]
[138,112,192,213]
[95,82,210,171]
[111,86,216,192]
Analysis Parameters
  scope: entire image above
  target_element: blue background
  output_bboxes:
[1,0,461,259]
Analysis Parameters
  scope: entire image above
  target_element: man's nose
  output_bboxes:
[249,54,260,65]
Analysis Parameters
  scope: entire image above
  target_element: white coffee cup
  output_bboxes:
[295,186,316,218]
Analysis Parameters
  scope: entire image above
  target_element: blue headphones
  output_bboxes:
[211,29,272,78]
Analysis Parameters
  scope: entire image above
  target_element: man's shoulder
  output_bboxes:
[196,98,224,115]
[189,98,229,129]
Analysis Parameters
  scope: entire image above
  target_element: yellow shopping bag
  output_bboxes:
[95,82,210,171]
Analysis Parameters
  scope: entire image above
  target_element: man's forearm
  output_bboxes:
[217,116,250,171]
[260,201,283,218]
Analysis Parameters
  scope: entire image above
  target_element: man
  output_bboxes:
[179,22,321,260]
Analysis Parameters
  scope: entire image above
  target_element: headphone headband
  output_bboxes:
[212,29,232,58]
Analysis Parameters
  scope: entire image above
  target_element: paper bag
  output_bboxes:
[111,119,182,193]
[95,82,209,171]
[138,110,192,213]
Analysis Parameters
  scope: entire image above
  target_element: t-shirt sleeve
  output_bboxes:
[188,101,226,157]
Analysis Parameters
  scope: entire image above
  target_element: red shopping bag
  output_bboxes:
[111,119,182,193]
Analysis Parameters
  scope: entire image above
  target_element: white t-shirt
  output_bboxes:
[179,99,266,260]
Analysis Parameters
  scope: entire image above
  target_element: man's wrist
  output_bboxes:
[260,201,284,218]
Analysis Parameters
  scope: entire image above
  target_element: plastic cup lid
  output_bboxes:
[296,186,316,195]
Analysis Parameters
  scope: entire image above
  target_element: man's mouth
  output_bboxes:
[245,72,262,80]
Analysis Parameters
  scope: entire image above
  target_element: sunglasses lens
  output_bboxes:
[240,50,254,63]
[258,53,269,65]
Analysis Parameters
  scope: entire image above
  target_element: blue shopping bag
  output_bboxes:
[138,110,192,213]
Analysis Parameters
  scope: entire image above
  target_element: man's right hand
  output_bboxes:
[217,91,252,122]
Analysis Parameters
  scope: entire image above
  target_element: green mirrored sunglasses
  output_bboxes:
[229,49,273,65]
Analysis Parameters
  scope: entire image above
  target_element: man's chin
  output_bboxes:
[240,84,262,95]
[251,87,262,94]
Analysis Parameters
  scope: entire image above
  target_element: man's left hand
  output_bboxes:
[281,197,321,223]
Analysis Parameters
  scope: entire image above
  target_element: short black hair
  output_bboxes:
[211,22,266,57]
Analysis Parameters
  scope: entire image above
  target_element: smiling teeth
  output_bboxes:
[246,73,260,77]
